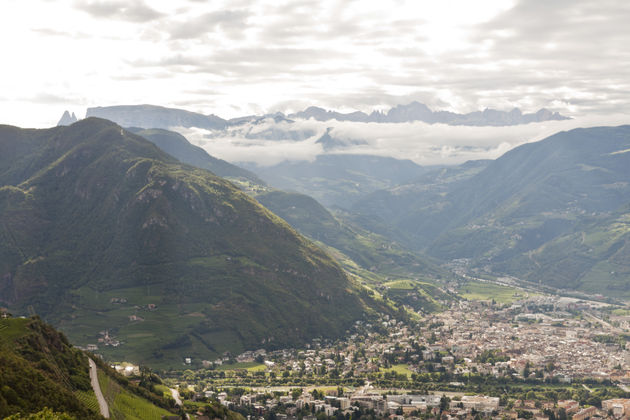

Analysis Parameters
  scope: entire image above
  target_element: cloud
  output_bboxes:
[74,0,164,22]
[167,9,249,39]
[27,93,85,105]
[176,125,325,166]
[172,113,630,168]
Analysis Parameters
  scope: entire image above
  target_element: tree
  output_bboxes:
[545,362,555,373]
[440,395,450,412]
[291,388,303,400]
[557,407,567,420]
[523,361,531,378]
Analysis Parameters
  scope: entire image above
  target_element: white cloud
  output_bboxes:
[173,113,630,167]
[175,125,325,166]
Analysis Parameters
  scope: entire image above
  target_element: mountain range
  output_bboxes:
[0,118,386,367]
[80,101,569,130]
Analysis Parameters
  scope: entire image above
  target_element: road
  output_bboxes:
[88,358,110,418]
[583,311,622,333]
[358,381,372,395]
[170,387,183,406]
[170,388,190,419]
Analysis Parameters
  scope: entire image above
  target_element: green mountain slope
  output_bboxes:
[351,159,490,247]
[427,126,630,261]
[492,206,630,296]
[352,125,630,296]
[0,118,384,367]
[129,127,451,284]
[0,315,183,419]
[255,190,451,281]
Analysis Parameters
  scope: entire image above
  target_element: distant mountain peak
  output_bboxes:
[86,104,227,130]
[57,110,78,126]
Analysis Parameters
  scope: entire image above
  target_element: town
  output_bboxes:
[156,294,630,419]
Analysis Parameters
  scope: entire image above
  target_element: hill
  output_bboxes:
[351,159,491,247]
[0,315,177,419]
[491,205,630,296]
[0,118,385,367]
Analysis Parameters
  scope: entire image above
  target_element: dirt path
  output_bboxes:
[89,358,110,418]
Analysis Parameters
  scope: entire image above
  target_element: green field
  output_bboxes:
[459,280,533,304]
[97,368,173,420]
[381,279,452,313]
[381,364,414,378]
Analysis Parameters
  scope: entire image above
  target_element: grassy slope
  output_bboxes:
[381,279,455,313]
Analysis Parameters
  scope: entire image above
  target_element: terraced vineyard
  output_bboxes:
[97,369,173,420]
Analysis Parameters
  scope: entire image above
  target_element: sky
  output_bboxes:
[1,0,629,166]
[2,0,629,129]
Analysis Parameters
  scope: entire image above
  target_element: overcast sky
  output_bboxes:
[1,0,629,129]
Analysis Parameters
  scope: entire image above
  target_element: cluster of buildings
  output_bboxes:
[218,296,630,384]
[218,391,630,420]
[422,298,630,381]
[166,292,630,419]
